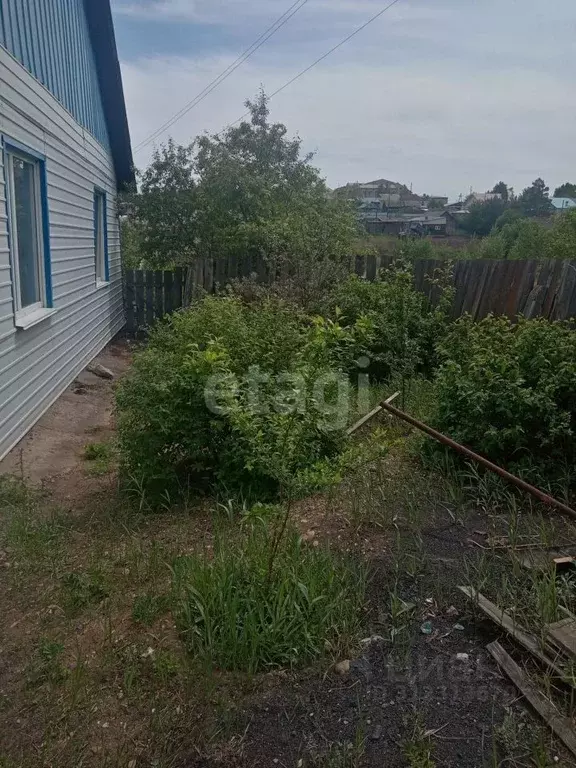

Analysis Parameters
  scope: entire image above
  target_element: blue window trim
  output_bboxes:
[1,135,53,309]
[93,187,109,282]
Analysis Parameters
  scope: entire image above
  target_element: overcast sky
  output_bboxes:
[111,0,576,200]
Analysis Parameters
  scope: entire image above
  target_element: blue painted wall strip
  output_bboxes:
[0,0,110,148]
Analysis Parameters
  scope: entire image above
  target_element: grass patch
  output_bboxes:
[61,569,109,616]
[303,734,366,767]
[82,441,116,475]
[171,518,366,673]
[132,592,170,625]
[27,638,66,688]
[403,715,436,768]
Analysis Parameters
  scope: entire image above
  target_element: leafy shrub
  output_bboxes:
[323,262,454,381]
[432,315,576,489]
[116,295,353,504]
[171,518,366,672]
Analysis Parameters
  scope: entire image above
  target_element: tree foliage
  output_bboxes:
[123,92,357,270]
[491,181,509,201]
[432,316,576,490]
[553,182,576,199]
[518,178,551,217]
[127,140,197,268]
[461,198,508,236]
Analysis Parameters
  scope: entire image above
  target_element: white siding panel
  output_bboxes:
[0,47,125,460]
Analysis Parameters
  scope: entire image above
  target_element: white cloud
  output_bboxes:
[113,0,443,26]
[117,0,576,198]
[122,50,576,199]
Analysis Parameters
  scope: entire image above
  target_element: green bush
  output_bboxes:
[171,519,366,672]
[116,295,353,504]
[323,262,454,381]
[432,315,576,490]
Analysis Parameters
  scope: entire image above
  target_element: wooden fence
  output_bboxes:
[124,268,185,334]
[123,256,576,334]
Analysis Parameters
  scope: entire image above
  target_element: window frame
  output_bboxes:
[3,137,53,327]
[93,188,109,285]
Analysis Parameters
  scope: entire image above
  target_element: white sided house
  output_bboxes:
[0,0,134,459]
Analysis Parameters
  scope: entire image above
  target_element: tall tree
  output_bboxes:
[519,178,551,217]
[123,139,197,267]
[193,91,356,265]
[491,181,509,201]
[124,92,356,271]
[461,198,508,236]
[553,182,576,199]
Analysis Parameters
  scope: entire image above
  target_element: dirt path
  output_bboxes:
[0,339,132,500]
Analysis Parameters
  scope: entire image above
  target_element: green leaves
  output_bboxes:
[116,295,352,506]
[433,315,576,489]
[122,91,357,271]
[170,520,365,673]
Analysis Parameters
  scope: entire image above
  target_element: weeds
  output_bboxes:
[61,569,109,615]
[27,639,66,687]
[303,733,366,768]
[403,714,436,768]
[132,592,169,625]
[171,517,366,672]
[83,441,116,475]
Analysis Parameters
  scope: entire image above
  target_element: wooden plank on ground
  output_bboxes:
[346,391,400,436]
[458,587,569,681]
[546,619,576,660]
[487,641,576,759]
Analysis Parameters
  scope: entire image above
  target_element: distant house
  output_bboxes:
[551,197,576,212]
[0,0,134,459]
[362,211,454,237]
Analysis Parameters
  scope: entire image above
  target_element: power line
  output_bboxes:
[133,0,309,153]
[228,0,403,129]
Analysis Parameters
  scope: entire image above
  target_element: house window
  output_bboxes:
[5,143,52,325]
[94,189,109,284]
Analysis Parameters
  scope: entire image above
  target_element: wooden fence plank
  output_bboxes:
[354,254,365,277]
[145,271,154,326]
[154,271,164,320]
[123,257,576,337]
[134,270,145,331]
[173,267,184,309]
[164,271,174,314]
[553,261,576,319]
[124,270,135,333]
[366,253,377,281]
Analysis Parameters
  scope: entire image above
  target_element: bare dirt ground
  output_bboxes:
[0,339,132,496]
[0,350,574,767]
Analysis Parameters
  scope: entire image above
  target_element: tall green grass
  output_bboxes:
[171,519,366,673]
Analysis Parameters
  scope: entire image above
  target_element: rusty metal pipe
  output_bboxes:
[379,400,576,521]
